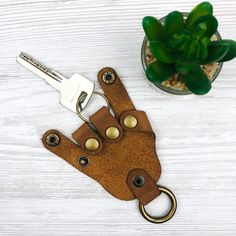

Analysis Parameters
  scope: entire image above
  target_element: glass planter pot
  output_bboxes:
[141,13,223,95]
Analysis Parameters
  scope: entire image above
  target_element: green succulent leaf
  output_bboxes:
[183,66,211,95]
[169,33,189,51]
[150,41,177,63]
[217,40,236,62]
[201,40,231,64]
[164,11,184,39]
[196,43,201,59]
[191,15,218,37]
[186,42,196,59]
[175,60,198,75]
[146,61,176,83]
[178,36,190,51]
[199,37,210,59]
[142,16,166,42]
[193,22,207,39]
[186,2,213,29]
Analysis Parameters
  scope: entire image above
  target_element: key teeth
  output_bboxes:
[17,52,96,114]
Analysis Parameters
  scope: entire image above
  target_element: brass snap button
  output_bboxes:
[124,115,138,128]
[85,138,99,151]
[105,126,120,140]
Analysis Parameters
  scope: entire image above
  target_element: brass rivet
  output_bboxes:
[46,133,60,146]
[124,115,138,128]
[105,126,120,140]
[102,71,116,84]
[85,138,99,151]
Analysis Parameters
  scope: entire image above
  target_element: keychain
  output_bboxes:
[17,52,177,224]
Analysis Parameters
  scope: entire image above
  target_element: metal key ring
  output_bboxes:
[76,91,111,123]
[139,186,177,224]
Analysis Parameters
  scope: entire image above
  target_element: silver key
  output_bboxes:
[16,52,95,113]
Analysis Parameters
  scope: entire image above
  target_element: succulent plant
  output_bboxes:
[142,2,236,95]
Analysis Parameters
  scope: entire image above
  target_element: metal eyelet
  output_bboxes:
[133,175,145,187]
[78,157,89,166]
[46,133,60,146]
[102,71,116,84]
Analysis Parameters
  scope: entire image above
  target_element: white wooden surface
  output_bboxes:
[0,0,236,235]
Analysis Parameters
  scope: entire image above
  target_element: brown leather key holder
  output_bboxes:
[42,67,177,224]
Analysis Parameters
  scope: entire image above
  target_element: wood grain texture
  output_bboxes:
[0,0,235,235]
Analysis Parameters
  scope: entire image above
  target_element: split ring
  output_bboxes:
[139,186,177,224]
[76,91,111,123]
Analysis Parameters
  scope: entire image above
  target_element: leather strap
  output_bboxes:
[42,129,86,171]
[120,110,154,133]
[72,123,103,154]
[98,67,136,118]
[127,169,161,205]
[89,107,123,142]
